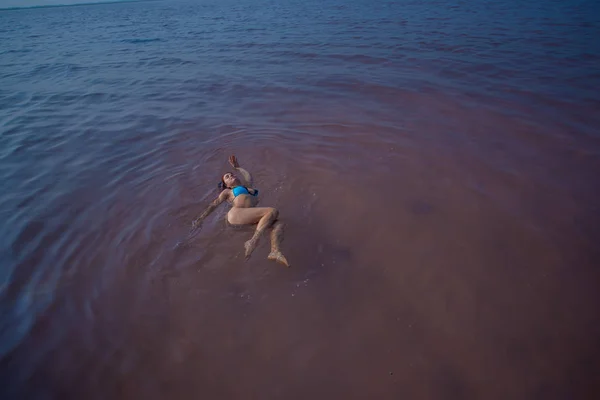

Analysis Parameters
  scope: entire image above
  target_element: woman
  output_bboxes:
[192,155,289,267]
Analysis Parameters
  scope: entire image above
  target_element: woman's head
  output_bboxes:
[219,172,240,191]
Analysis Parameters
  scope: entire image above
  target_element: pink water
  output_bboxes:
[1,0,599,398]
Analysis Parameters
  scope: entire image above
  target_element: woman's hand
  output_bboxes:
[229,155,240,169]
[228,155,252,186]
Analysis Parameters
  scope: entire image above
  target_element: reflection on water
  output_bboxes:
[0,0,599,398]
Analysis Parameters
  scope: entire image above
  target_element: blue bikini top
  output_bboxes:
[232,186,258,197]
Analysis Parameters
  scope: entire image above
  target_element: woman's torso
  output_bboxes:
[228,188,258,208]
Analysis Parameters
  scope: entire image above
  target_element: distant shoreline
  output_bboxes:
[0,0,156,11]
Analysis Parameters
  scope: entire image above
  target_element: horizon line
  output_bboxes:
[0,0,156,11]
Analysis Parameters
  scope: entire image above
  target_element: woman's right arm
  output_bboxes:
[192,190,229,229]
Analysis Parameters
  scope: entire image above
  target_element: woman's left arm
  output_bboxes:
[229,155,253,186]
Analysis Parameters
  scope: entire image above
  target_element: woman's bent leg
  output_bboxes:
[268,221,289,267]
[244,208,278,259]
[227,207,273,225]
[227,207,278,259]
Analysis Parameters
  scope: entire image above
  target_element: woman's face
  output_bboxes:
[222,172,239,188]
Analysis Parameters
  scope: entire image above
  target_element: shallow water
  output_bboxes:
[1,0,599,398]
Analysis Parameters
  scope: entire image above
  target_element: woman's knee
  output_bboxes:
[269,208,279,220]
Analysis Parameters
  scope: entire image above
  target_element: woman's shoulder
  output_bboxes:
[219,188,232,200]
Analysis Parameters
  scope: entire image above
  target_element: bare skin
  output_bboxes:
[192,155,289,267]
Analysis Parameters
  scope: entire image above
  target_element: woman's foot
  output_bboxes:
[244,238,259,260]
[268,250,290,267]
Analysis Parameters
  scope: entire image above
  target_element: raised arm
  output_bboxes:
[192,190,229,229]
[229,155,253,187]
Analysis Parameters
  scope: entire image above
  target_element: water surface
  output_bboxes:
[1,0,599,398]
